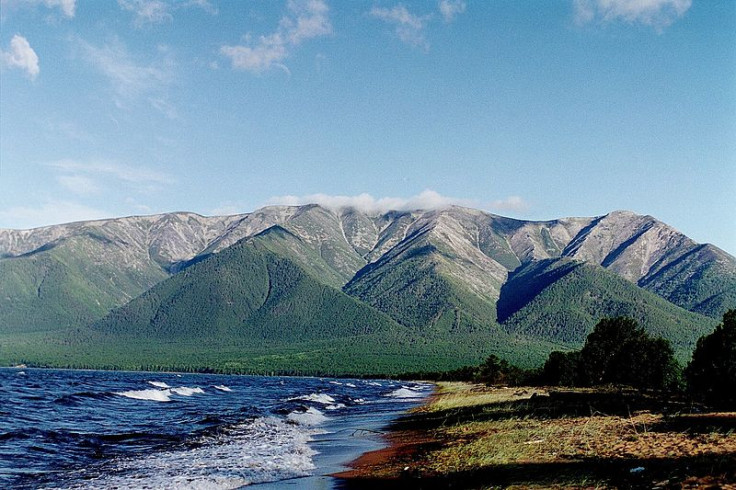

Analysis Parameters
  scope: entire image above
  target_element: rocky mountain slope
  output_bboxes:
[1,204,733,373]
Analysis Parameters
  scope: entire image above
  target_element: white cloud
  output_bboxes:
[221,34,289,73]
[116,0,217,26]
[0,200,109,230]
[118,0,172,27]
[77,38,175,115]
[370,4,430,50]
[47,159,172,185]
[183,0,217,15]
[574,0,692,30]
[1,34,39,80]
[490,196,530,213]
[1,0,76,18]
[44,0,74,17]
[438,0,466,23]
[266,190,477,215]
[221,0,332,73]
[56,174,101,196]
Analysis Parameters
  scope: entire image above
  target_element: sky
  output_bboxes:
[1,0,734,255]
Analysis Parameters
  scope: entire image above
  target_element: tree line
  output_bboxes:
[405,310,736,409]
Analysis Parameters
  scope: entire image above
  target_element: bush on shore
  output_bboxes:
[685,309,736,409]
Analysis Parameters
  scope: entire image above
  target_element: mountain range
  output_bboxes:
[1,205,734,375]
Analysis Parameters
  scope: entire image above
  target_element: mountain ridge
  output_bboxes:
[1,204,733,373]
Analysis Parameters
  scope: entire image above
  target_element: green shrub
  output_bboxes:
[685,310,736,408]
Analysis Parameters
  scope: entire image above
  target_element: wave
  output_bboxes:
[213,385,232,392]
[288,393,335,405]
[52,416,322,489]
[287,407,328,426]
[115,389,172,402]
[115,386,205,402]
[54,391,115,406]
[147,381,171,389]
[170,387,204,397]
[386,386,427,399]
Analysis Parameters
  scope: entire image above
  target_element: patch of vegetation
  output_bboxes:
[686,310,736,409]
[499,259,716,360]
[640,244,736,319]
[337,383,736,488]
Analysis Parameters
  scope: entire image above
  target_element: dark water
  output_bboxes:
[0,368,431,489]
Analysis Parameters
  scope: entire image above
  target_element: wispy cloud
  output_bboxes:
[77,37,176,115]
[118,0,172,27]
[490,196,530,213]
[221,0,331,74]
[117,0,217,27]
[438,0,466,23]
[47,159,172,185]
[573,0,692,30]
[267,190,477,214]
[1,0,76,18]
[0,200,109,230]
[56,174,102,196]
[370,4,431,50]
[45,158,172,203]
[1,34,39,80]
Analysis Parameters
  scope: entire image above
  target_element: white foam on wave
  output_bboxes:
[115,386,205,402]
[288,393,335,405]
[367,381,382,386]
[213,385,232,392]
[387,386,427,399]
[344,383,357,388]
[325,403,346,411]
[287,407,328,426]
[171,387,205,396]
[148,381,171,388]
[115,389,172,402]
[59,416,323,489]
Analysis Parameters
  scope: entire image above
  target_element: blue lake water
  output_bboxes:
[0,368,432,489]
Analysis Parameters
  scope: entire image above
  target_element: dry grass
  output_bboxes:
[394,382,736,488]
[416,382,547,413]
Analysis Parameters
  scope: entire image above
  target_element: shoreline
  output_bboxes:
[331,385,445,487]
[332,382,736,489]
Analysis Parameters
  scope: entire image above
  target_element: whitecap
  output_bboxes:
[287,407,328,426]
[62,416,322,489]
[170,387,204,396]
[115,389,172,402]
[387,388,426,399]
[329,381,342,385]
[344,383,357,388]
[147,381,170,388]
[325,403,346,411]
[367,381,382,386]
[213,385,232,392]
[288,393,335,405]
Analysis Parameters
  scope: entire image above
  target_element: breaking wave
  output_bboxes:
[288,393,335,405]
[115,386,205,402]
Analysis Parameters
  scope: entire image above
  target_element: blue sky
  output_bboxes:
[1,0,734,255]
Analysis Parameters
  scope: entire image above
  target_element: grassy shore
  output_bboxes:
[334,382,736,489]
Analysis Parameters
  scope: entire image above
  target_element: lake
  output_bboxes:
[0,368,431,489]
